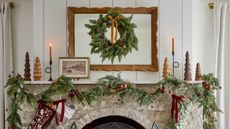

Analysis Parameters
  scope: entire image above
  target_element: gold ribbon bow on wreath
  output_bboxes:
[107,15,123,44]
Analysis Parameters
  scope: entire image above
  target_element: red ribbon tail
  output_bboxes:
[53,99,66,125]
[175,96,184,123]
[175,99,179,123]
[171,94,176,120]
[60,100,65,123]
[54,111,59,125]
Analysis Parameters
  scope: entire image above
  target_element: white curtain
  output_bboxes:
[214,3,230,129]
[0,2,13,129]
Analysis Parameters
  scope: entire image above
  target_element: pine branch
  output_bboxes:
[5,73,221,129]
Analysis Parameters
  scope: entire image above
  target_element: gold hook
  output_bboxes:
[10,2,14,8]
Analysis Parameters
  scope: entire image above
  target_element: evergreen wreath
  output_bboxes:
[85,10,138,63]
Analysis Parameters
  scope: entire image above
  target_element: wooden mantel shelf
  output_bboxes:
[24,80,202,85]
[24,81,158,85]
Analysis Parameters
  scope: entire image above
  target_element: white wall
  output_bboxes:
[192,0,215,75]
[0,0,196,83]
[0,0,33,75]
[0,0,33,129]
[1,1,218,83]
[32,0,193,83]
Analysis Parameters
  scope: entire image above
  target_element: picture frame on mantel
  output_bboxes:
[67,7,158,71]
[59,57,90,79]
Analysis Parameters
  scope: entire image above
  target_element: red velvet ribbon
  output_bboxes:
[171,94,183,123]
[53,98,66,126]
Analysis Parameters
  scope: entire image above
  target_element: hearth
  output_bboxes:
[82,116,145,129]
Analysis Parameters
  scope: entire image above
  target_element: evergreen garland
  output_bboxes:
[5,73,221,129]
[85,10,138,63]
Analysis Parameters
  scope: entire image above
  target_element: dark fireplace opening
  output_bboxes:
[82,115,145,129]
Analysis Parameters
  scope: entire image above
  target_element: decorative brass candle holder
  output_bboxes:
[45,61,53,81]
[172,51,179,76]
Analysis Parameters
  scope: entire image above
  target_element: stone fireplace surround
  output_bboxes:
[21,84,203,129]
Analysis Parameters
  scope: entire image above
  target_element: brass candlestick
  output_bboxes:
[172,51,179,76]
[45,60,53,81]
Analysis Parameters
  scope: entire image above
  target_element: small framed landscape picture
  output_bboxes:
[59,57,90,78]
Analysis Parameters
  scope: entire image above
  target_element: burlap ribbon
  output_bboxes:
[107,15,123,44]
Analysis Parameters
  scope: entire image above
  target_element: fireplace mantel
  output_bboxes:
[20,83,203,129]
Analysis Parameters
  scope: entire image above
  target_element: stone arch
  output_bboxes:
[82,115,145,129]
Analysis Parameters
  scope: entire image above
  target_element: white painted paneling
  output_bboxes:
[113,0,136,7]
[1,0,33,128]
[137,0,159,7]
[31,0,193,83]
[136,71,159,83]
[90,71,114,82]
[10,0,33,75]
[90,0,112,7]
[159,0,183,79]
[67,0,89,7]
[33,0,44,79]
[114,71,137,82]
[192,0,215,74]
[182,0,193,79]
[44,0,67,80]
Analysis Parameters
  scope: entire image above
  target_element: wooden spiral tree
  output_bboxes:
[163,57,170,79]
[195,63,202,81]
[24,52,31,81]
[34,57,42,81]
[184,51,192,81]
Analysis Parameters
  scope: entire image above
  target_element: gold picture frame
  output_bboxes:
[67,7,158,71]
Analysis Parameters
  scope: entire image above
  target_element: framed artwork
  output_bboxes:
[59,57,90,78]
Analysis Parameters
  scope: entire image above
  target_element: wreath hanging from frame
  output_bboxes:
[85,10,138,63]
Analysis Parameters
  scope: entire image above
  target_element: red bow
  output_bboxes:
[171,94,183,123]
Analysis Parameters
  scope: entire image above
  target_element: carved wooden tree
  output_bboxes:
[163,57,170,79]
[24,52,31,81]
[184,51,192,81]
[195,63,202,81]
[34,57,42,81]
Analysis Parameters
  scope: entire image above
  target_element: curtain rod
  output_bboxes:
[10,2,14,8]
[208,3,214,9]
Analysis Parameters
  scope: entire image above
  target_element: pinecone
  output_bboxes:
[116,83,128,92]
[96,28,100,33]
[68,89,77,98]
[104,42,109,48]
[202,81,212,91]
[160,87,166,93]
[16,74,23,80]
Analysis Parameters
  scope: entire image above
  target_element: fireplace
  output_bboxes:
[21,84,203,129]
[82,115,145,129]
